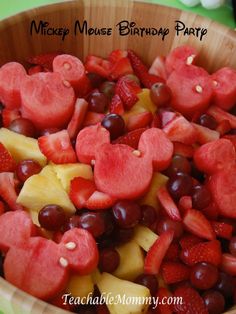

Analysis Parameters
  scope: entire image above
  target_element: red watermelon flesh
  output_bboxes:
[208,167,236,218]
[21,72,75,130]
[94,143,153,199]
[167,64,213,118]
[211,67,236,110]
[76,123,110,164]
[194,138,236,175]
[4,237,68,300]
[138,128,173,171]
[0,210,35,252]
[0,62,27,109]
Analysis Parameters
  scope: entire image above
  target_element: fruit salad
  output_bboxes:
[0,45,236,314]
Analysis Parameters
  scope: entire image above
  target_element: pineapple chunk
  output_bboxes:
[66,275,94,298]
[113,241,144,281]
[0,128,46,166]
[97,273,150,314]
[137,88,156,113]
[52,163,93,192]
[16,165,76,216]
[140,172,168,209]
[92,268,102,284]
[133,225,158,252]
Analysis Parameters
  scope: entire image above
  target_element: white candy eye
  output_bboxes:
[178,0,201,6]
[200,0,225,9]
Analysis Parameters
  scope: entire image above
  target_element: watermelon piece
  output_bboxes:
[138,128,173,171]
[207,105,236,129]
[163,115,197,145]
[94,143,153,199]
[192,123,220,144]
[4,237,68,300]
[165,45,198,74]
[194,138,236,174]
[211,67,236,110]
[208,167,236,218]
[53,54,91,96]
[167,64,213,118]
[148,55,167,80]
[67,98,88,139]
[173,142,194,158]
[0,210,35,252]
[75,123,110,164]
[59,228,99,275]
[21,72,75,130]
[0,62,27,109]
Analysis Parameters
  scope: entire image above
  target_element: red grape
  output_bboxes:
[99,248,120,273]
[40,128,59,136]
[150,83,172,107]
[87,72,104,88]
[135,274,159,296]
[140,205,157,228]
[9,118,37,137]
[114,228,134,244]
[16,159,42,182]
[166,155,191,176]
[101,113,125,140]
[215,272,234,298]
[88,91,109,113]
[157,218,183,239]
[112,201,141,229]
[191,185,212,210]
[198,114,218,130]
[99,81,115,100]
[190,262,219,290]
[202,290,225,314]
[38,204,66,231]
[167,172,193,200]
[79,212,106,238]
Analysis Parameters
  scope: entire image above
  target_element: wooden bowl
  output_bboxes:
[0,1,236,313]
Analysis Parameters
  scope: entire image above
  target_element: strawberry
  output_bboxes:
[173,286,208,314]
[115,76,141,109]
[211,221,233,240]
[113,127,147,149]
[2,108,21,127]
[178,196,192,215]
[157,186,181,221]
[27,51,62,70]
[192,122,220,144]
[85,55,111,79]
[128,50,164,88]
[109,57,133,80]
[216,119,231,135]
[67,98,88,139]
[180,240,222,266]
[173,142,194,158]
[38,130,77,164]
[221,254,236,276]
[149,55,167,81]
[109,94,124,115]
[0,142,16,172]
[28,65,43,75]
[207,105,236,129]
[0,172,23,211]
[126,111,153,131]
[108,49,128,63]
[164,243,180,262]
[179,234,202,250]
[83,111,105,127]
[202,202,219,220]
[156,287,173,314]
[144,230,174,275]
[69,177,96,209]
[183,209,215,241]
[86,190,116,210]
[161,262,190,284]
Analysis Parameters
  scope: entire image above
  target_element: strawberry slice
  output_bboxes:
[221,254,236,276]
[211,221,233,240]
[179,234,202,250]
[157,186,181,221]
[149,55,167,80]
[0,210,35,252]
[75,123,110,164]
[59,228,99,274]
[173,286,208,314]
[202,202,219,220]
[207,105,236,129]
[161,262,190,284]
[0,172,23,211]
[173,142,194,158]
[178,196,193,215]
[156,287,173,314]
[85,190,116,210]
[38,130,77,164]
[163,115,197,145]
[194,138,236,175]
[2,108,21,127]
[208,167,236,219]
[67,98,88,139]
[28,65,43,75]
[113,127,146,149]
[164,243,180,262]
[127,50,164,88]
[192,122,220,144]
[144,230,174,275]
[4,237,68,300]
[180,240,222,266]
[0,142,16,172]
[216,119,231,136]
[115,76,141,109]
[85,55,111,79]
[109,94,124,115]
[69,177,96,209]
[211,67,236,110]
[108,49,128,63]
[83,111,105,127]
[126,111,152,131]
[109,57,133,80]
[183,209,215,241]
[27,51,62,70]
[138,128,173,171]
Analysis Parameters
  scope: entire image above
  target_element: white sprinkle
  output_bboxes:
[213,80,218,87]
[59,257,69,268]
[91,159,96,166]
[63,62,71,70]
[63,80,71,87]
[195,85,203,93]
[132,150,141,157]
[65,242,76,250]
[186,55,195,65]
